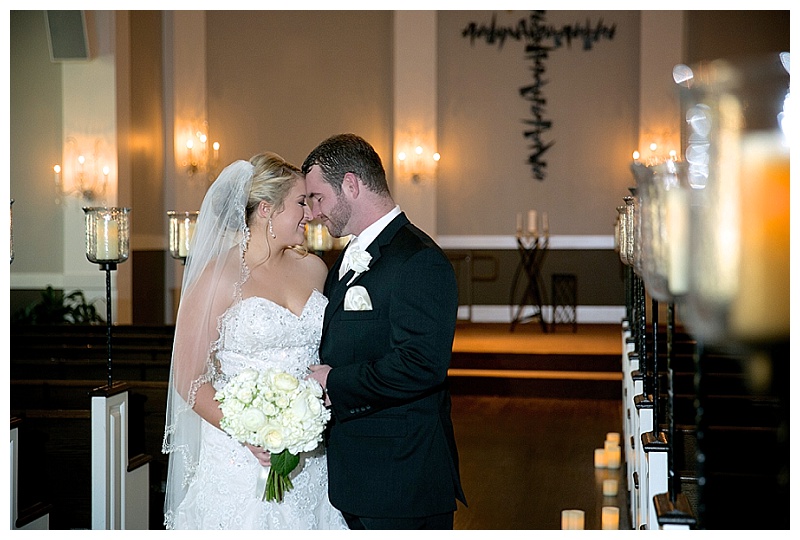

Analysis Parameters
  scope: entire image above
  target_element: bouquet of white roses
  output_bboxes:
[214,367,331,502]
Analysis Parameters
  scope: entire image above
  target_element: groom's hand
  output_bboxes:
[308,364,332,407]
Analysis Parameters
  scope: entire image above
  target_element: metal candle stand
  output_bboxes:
[83,207,131,390]
[509,232,549,332]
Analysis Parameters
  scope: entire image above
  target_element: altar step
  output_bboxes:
[448,351,622,399]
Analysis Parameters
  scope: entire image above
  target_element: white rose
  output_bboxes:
[240,408,267,432]
[273,372,299,392]
[348,249,372,274]
[236,386,254,403]
[258,425,285,454]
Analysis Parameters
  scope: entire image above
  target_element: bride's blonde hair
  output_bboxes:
[247,151,308,255]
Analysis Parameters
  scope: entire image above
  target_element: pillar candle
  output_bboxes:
[603,479,619,497]
[528,210,537,234]
[96,216,119,260]
[542,211,549,233]
[516,212,523,235]
[730,132,790,342]
[594,448,607,468]
[606,446,622,469]
[606,432,620,444]
[601,506,620,530]
[561,509,585,530]
[666,186,690,295]
[179,220,196,257]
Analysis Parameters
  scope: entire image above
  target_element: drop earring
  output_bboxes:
[269,218,276,239]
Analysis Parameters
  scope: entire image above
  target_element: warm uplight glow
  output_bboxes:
[181,123,220,180]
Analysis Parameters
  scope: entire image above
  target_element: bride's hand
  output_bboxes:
[246,443,271,466]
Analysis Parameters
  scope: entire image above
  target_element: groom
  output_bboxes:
[303,133,466,529]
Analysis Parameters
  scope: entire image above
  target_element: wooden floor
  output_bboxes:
[14,321,631,530]
[448,322,631,530]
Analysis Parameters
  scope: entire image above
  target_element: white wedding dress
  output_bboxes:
[172,290,347,530]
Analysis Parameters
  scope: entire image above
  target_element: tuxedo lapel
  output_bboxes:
[322,213,410,341]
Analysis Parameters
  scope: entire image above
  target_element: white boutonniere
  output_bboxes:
[344,248,372,285]
[344,285,373,311]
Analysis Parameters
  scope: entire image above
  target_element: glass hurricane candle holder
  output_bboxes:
[168,211,199,262]
[83,207,131,264]
[678,53,790,345]
[616,204,629,267]
[305,219,334,252]
[623,195,638,272]
[632,160,691,303]
[10,199,14,264]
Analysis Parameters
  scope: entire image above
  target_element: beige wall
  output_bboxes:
[9,9,790,320]
[10,11,64,275]
[206,11,394,174]
[437,10,641,236]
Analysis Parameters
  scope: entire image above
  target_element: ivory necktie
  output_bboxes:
[339,238,359,280]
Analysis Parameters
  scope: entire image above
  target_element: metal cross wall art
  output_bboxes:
[462,11,616,181]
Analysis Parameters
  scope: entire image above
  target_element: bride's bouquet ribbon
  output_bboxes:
[215,367,331,502]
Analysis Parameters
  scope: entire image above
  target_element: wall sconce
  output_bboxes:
[182,122,220,181]
[397,143,440,183]
[54,136,111,203]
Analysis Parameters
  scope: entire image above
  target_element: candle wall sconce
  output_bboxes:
[396,142,440,184]
[168,211,199,264]
[55,136,111,203]
[83,206,131,389]
[180,121,220,181]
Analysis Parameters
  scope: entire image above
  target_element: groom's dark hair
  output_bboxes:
[302,133,390,197]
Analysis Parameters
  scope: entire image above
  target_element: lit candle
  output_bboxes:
[604,440,619,452]
[594,448,608,468]
[666,186,690,295]
[54,164,62,186]
[179,219,196,257]
[606,432,620,444]
[601,506,620,530]
[96,215,119,260]
[212,141,220,161]
[606,445,622,469]
[730,132,790,342]
[528,210,537,234]
[603,479,619,497]
[561,509,585,530]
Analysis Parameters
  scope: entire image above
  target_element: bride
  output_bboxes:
[162,153,347,529]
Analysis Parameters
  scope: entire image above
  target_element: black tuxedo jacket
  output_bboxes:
[321,212,466,518]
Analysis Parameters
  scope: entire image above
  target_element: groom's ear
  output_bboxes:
[342,172,360,199]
